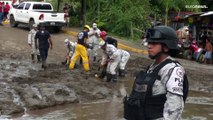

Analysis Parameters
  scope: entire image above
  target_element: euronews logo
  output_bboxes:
[185,5,208,9]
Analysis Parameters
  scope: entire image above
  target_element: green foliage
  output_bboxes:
[52,0,201,40]
[149,0,200,25]
[86,0,152,38]
[69,16,80,27]
[48,0,57,10]
[95,20,106,31]
[151,0,201,12]
[198,0,212,12]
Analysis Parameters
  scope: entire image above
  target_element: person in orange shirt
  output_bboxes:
[204,38,212,64]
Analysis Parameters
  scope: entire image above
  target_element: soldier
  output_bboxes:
[124,26,188,120]
[62,38,76,65]
[99,41,121,82]
[28,24,40,63]
[117,49,130,77]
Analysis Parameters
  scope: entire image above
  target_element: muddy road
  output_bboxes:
[0,25,213,120]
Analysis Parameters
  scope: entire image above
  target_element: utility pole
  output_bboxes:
[165,0,169,26]
[57,0,61,12]
[98,0,100,21]
[80,0,85,26]
[83,0,86,25]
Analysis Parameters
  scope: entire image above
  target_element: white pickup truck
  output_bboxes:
[9,1,66,32]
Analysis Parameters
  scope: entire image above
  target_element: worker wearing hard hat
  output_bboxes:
[69,25,92,72]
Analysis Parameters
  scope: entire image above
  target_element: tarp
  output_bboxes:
[200,11,213,17]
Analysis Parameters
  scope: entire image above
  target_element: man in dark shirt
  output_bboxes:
[35,25,52,69]
[201,30,208,48]
[69,25,91,71]
[100,31,118,47]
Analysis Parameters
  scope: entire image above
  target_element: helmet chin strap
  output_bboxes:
[149,45,167,59]
[149,51,163,59]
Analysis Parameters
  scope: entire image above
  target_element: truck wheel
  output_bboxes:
[195,50,204,62]
[53,27,61,33]
[197,54,204,63]
[10,15,18,27]
[29,20,35,30]
[183,50,192,60]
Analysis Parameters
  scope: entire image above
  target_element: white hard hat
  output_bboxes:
[64,39,70,45]
[92,23,97,28]
[99,40,105,46]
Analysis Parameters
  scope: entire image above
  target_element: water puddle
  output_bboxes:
[0,59,39,79]
[6,97,213,120]
[4,85,28,115]
[0,59,212,120]
[3,83,212,120]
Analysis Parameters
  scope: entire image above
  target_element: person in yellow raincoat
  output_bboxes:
[69,25,92,71]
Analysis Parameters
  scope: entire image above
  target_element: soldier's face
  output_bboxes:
[147,42,169,59]
[147,42,162,58]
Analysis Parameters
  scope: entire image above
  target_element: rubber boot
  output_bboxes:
[93,56,96,62]
[99,68,107,79]
[119,69,125,77]
[106,73,112,82]
[61,59,67,65]
[31,54,35,63]
[111,74,117,83]
[37,55,41,62]
[79,57,83,65]
[41,61,44,68]
[42,61,47,69]
[43,61,47,69]
[118,69,122,77]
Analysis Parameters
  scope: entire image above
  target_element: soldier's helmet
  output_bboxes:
[146,26,179,57]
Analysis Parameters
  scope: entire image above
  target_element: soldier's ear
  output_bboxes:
[162,44,169,53]
[163,47,169,53]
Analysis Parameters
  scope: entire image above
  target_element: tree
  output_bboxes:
[84,0,151,37]
[150,0,201,26]
[199,0,213,12]
[51,0,202,39]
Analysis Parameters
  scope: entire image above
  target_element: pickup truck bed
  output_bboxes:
[9,1,66,32]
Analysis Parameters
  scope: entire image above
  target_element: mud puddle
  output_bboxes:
[5,89,213,120]
[0,55,213,120]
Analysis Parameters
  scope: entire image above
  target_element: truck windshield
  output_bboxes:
[33,4,52,10]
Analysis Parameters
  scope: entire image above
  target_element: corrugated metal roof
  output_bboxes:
[200,11,213,17]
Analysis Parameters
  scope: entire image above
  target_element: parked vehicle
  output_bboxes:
[177,39,204,63]
[196,49,205,63]
[191,41,206,62]
[177,39,193,60]
[9,1,66,32]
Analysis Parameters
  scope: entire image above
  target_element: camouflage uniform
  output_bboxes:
[148,57,184,120]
